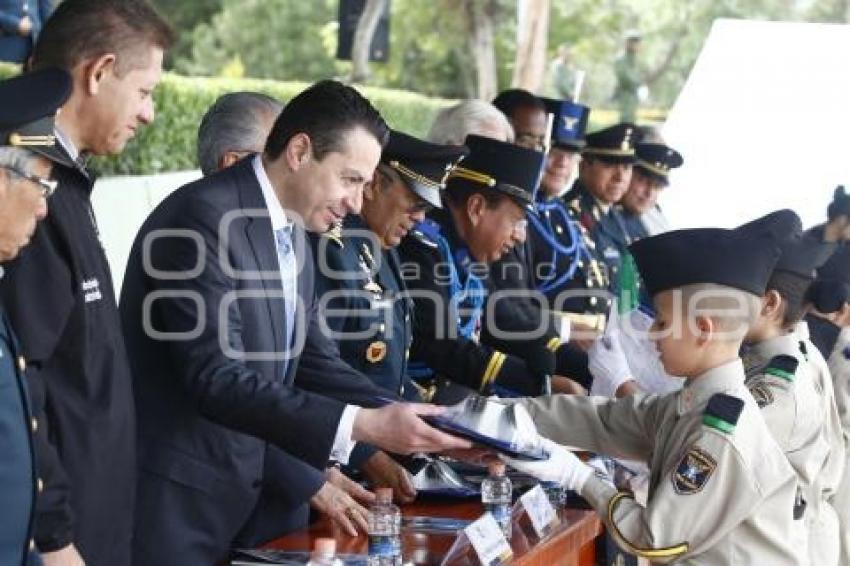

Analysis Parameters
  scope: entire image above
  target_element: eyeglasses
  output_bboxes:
[3,166,58,198]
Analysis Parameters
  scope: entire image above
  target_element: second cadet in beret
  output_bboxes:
[736,209,843,566]
[805,185,850,247]
[509,226,801,564]
[619,141,683,241]
[399,135,564,398]
[0,67,72,566]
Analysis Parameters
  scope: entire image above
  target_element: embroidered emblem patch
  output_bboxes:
[748,383,775,408]
[672,447,716,495]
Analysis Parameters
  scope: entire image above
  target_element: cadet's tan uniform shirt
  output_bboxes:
[520,359,801,564]
[743,333,834,565]
[826,327,850,565]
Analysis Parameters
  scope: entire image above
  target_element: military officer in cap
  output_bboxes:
[399,135,557,397]
[0,68,72,566]
[618,141,683,241]
[737,210,842,565]
[505,226,802,564]
[310,130,467,498]
[563,123,636,299]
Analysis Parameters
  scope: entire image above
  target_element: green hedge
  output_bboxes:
[0,63,666,176]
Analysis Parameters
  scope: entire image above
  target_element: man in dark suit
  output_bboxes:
[0,0,53,64]
[0,67,70,566]
[120,79,469,565]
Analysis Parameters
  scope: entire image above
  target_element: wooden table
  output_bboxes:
[265,499,603,565]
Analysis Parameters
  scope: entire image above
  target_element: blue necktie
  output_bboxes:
[274,225,296,373]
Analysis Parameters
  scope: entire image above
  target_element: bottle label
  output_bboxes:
[368,535,398,557]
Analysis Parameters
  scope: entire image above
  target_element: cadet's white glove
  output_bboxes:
[501,438,593,491]
[588,330,633,398]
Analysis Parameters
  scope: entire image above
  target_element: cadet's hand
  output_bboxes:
[588,331,633,398]
[41,544,85,566]
[310,481,370,537]
[352,403,472,454]
[361,451,417,503]
[501,438,593,491]
[326,466,376,506]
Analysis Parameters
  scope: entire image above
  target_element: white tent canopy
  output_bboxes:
[661,18,850,230]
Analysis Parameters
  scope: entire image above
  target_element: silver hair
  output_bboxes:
[197,91,283,176]
[0,146,43,176]
[427,100,514,146]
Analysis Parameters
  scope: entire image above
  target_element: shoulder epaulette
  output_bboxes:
[764,354,798,382]
[409,219,441,249]
[703,393,744,434]
[568,198,582,213]
[320,223,344,248]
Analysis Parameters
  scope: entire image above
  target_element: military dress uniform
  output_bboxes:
[398,135,551,397]
[618,142,683,244]
[0,307,41,566]
[517,226,803,563]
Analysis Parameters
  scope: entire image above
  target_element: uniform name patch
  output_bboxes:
[672,447,716,495]
[81,278,102,303]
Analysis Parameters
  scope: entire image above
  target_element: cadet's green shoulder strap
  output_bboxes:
[764,354,798,382]
[618,251,640,314]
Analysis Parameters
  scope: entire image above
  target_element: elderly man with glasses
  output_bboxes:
[0,67,74,566]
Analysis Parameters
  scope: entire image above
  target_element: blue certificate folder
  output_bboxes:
[422,395,550,461]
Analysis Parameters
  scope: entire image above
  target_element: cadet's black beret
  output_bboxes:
[827,185,850,220]
[634,142,683,186]
[818,243,850,282]
[807,278,850,313]
[538,97,589,151]
[381,130,469,209]
[630,228,781,297]
[582,122,637,164]
[0,69,72,163]
[447,134,544,209]
[737,210,832,279]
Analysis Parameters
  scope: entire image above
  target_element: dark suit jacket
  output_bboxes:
[0,0,52,63]
[119,157,390,564]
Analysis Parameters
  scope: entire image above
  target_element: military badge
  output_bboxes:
[366,340,387,363]
[672,447,716,495]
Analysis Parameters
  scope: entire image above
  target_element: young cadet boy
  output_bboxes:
[737,210,839,565]
[504,227,802,564]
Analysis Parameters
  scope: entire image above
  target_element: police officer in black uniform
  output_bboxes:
[399,135,557,397]
[618,141,683,242]
[0,68,72,566]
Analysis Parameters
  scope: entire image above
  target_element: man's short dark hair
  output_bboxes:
[767,270,812,327]
[32,0,174,76]
[491,89,545,120]
[197,92,282,176]
[265,80,389,162]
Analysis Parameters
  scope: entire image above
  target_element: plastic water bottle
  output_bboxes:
[307,538,343,566]
[367,487,402,565]
[481,461,512,538]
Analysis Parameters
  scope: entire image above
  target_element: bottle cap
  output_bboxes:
[488,461,506,476]
[375,487,394,502]
[314,537,336,556]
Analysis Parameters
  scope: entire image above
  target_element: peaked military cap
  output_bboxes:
[582,122,637,164]
[539,97,589,151]
[447,134,544,209]
[0,68,72,165]
[382,130,469,209]
[629,228,781,297]
[634,142,683,186]
[737,210,832,279]
[827,185,850,220]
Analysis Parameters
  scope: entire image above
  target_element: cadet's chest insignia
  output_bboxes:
[672,447,716,494]
[366,340,387,363]
[748,383,775,408]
